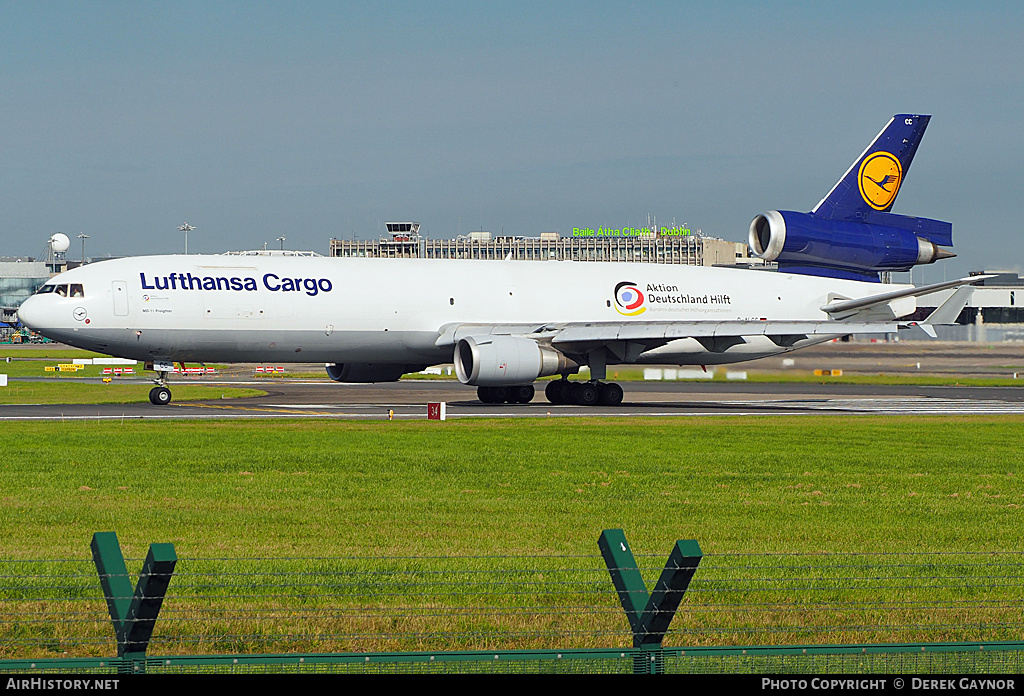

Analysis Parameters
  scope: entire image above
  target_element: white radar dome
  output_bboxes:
[49,233,71,252]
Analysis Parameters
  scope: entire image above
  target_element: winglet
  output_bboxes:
[914,284,976,338]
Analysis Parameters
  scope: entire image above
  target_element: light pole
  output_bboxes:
[178,223,195,254]
[77,233,90,263]
[277,236,286,250]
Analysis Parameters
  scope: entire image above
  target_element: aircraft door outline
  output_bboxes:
[112,281,129,316]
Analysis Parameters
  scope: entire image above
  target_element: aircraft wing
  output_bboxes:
[820,275,990,320]
[549,320,893,343]
[435,319,899,358]
[435,276,990,359]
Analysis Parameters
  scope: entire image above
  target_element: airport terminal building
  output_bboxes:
[329,222,749,267]
[911,272,1024,342]
[0,259,53,329]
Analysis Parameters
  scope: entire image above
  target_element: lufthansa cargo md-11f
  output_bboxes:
[19,115,982,406]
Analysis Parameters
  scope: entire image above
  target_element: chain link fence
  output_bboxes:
[2,546,1023,674]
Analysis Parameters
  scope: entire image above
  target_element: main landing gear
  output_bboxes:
[476,380,623,406]
[540,348,624,406]
[477,384,535,404]
[544,379,623,406]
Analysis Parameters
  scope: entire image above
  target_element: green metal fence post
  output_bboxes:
[90,532,133,637]
[90,532,177,673]
[598,529,702,674]
[597,529,648,640]
[644,538,703,644]
[121,543,177,659]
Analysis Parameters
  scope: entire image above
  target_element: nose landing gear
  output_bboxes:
[149,385,172,405]
[146,361,175,405]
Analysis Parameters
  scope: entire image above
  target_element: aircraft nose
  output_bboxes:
[16,296,43,329]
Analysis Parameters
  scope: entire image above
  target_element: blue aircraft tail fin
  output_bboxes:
[749,114,955,282]
[811,114,930,221]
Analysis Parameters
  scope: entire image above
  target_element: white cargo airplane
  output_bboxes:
[18,115,981,406]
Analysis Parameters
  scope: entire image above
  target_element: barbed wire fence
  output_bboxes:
[2,541,1023,674]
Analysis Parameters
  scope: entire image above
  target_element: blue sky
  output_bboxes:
[2,1,1022,280]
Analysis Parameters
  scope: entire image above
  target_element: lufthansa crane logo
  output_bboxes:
[614,281,646,316]
[858,151,903,210]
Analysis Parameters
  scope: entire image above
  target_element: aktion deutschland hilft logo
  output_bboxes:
[857,150,903,211]
[614,281,646,316]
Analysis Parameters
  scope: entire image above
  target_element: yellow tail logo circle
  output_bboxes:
[858,151,903,210]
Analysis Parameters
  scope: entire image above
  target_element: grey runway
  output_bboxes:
[3,378,1024,421]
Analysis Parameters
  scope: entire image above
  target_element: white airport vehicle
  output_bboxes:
[18,115,979,406]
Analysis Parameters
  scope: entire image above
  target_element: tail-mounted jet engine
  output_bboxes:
[747,114,957,282]
[749,210,954,282]
[454,335,578,386]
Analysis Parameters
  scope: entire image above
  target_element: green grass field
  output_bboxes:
[0,348,263,403]
[5,328,1024,662]
[2,416,1022,658]
[0,350,226,379]
[0,382,266,404]
[7,345,1024,387]
[3,416,1021,559]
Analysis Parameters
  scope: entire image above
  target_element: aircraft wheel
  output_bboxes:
[571,382,599,406]
[599,382,624,406]
[149,386,172,406]
[478,386,512,404]
[545,380,569,404]
[509,385,535,403]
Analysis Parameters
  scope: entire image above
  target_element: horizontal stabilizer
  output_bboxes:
[859,211,953,247]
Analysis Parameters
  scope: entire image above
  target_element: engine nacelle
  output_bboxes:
[749,210,953,281]
[325,362,425,383]
[454,336,578,387]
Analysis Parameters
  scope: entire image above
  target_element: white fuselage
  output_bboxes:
[17,255,913,368]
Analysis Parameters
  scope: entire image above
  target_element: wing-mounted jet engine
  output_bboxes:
[749,115,955,282]
[453,335,581,404]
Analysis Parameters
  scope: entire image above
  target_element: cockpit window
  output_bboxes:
[36,284,84,297]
